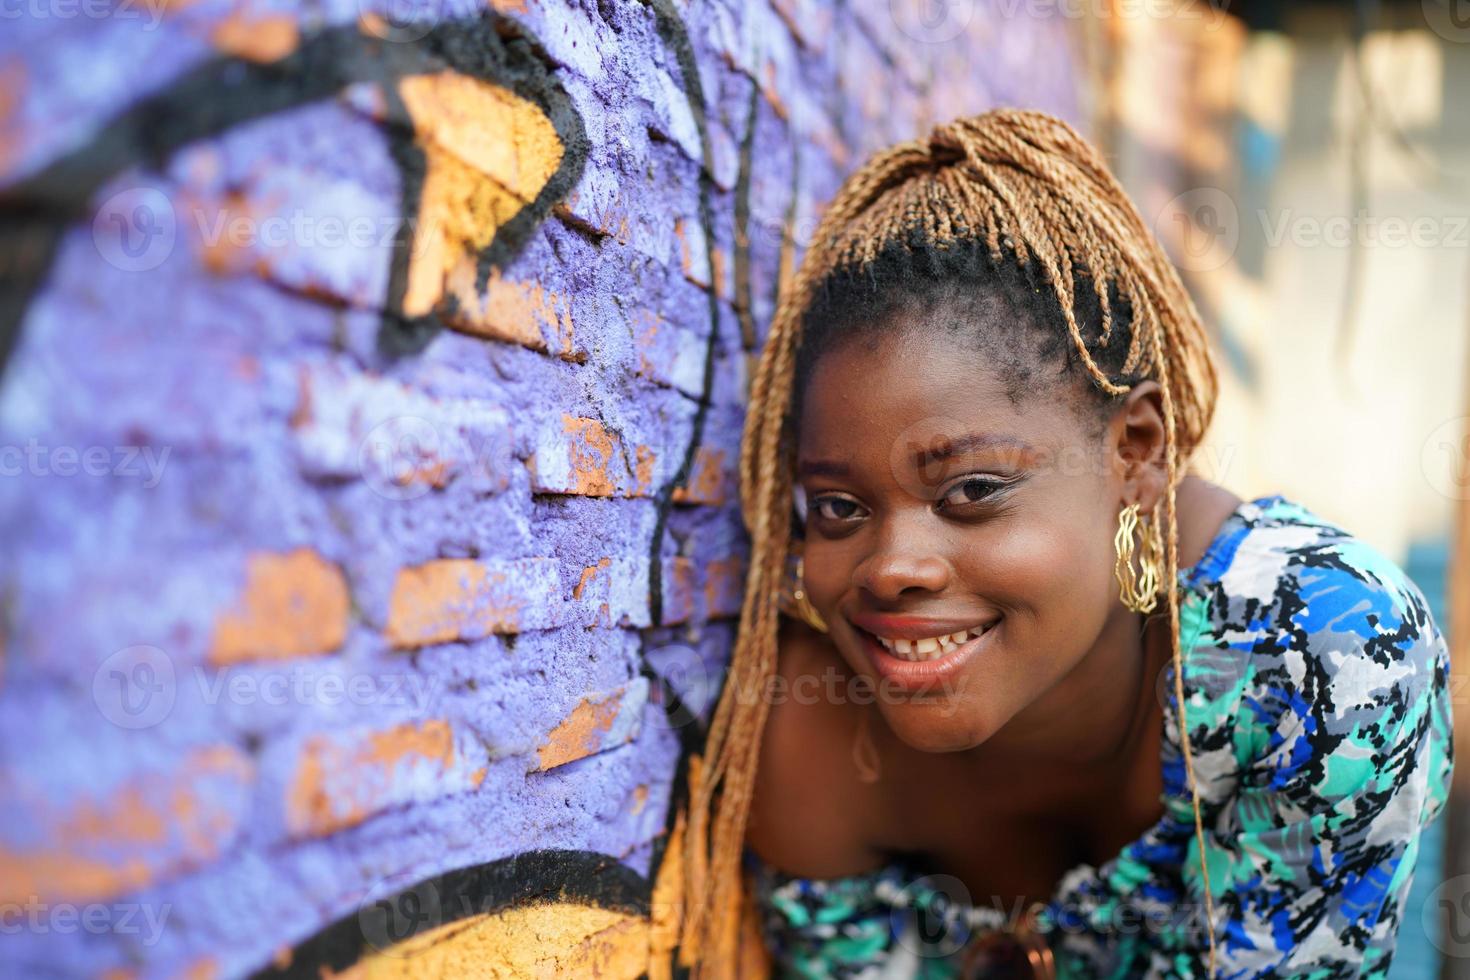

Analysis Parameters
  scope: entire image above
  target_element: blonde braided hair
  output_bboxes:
[681,108,1220,976]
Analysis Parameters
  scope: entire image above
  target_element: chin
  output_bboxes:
[877,697,1001,754]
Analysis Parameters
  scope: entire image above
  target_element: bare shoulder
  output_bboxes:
[744,614,887,878]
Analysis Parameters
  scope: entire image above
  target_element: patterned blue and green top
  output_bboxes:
[752,495,1455,979]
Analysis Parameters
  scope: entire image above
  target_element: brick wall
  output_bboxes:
[0,1,1078,975]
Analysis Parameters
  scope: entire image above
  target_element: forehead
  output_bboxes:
[796,327,1077,460]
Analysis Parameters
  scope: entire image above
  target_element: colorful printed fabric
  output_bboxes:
[751,495,1455,979]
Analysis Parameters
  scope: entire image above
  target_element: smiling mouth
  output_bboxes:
[867,624,996,662]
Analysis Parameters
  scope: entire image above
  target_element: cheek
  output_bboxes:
[799,538,854,609]
[960,513,1116,640]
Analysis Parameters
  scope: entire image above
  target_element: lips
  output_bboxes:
[847,612,1000,689]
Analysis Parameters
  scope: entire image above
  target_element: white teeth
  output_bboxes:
[871,623,995,662]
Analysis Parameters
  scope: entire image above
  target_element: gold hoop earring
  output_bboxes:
[788,555,829,634]
[1114,502,1163,614]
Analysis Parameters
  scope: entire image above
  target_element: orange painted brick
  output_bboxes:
[536,679,647,771]
[210,13,300,63]
[0,746,253,904]
[285,719,484,838]
[633,309,705,396]
[673,218,710,289]
[529,415,655,498]
[671,447,728,506]
[703,555,746,619]
[660,557,698,626]
[208,549,350,665]
[442,266,567,352]
[385,558,563,649]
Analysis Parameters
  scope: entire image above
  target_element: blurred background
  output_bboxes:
[1091,5,1470,974]
[0,0,1465,977]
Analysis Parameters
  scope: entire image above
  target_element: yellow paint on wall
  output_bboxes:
[338,903,649,979]
[397,72,563,319]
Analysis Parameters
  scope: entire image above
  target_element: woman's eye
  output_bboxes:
[812,496,866,521]
[940,477,1006,509]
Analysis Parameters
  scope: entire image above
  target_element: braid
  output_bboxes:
[683,109,1220,976]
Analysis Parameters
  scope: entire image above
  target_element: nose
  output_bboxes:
[854,518,951,601]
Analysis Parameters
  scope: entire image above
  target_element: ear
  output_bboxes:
[1106,380,1167,512]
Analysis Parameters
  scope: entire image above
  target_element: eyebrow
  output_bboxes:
[796,458,853,478]
[909,432,1035,468]
[796,432,1036,478]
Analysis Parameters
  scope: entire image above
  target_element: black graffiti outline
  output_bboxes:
[0,12,588,376]
[248,849,649,979]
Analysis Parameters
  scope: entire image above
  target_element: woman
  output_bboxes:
[679,110,1454,978]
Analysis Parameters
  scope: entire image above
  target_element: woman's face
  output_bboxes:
[796,323,1140,753]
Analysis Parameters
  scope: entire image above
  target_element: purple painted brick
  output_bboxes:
[0,0,1080,973]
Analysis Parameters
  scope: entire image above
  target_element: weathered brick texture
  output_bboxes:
[0,1,1076,975]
